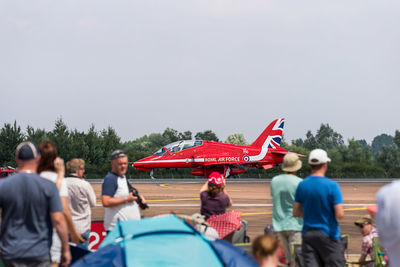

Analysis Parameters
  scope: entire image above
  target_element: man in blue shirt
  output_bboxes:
[293,149,345,266]
[0,142,71,267]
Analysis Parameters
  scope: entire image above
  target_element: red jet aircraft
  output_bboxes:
[133,118,289,178]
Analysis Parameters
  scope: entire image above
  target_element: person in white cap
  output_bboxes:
[270,153,303,267]
[293,149,345,267]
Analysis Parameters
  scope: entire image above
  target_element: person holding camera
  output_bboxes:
[101,150,147,232]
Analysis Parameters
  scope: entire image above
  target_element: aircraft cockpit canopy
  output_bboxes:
[154,140,203,155]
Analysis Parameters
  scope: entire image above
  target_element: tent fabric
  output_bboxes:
[100,215,196,248]
[100,215,223,267]
[207,211,242,238]
[69,243,91,265]
[124,232,223,266]
[71,244,124,267]
[210,239,258,267]
[73,215,257,267]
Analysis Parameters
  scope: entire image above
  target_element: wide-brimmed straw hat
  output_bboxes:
[281,153,302,172]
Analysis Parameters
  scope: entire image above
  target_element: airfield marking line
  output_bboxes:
[96,201,376,207]
[147,198,200,202]
[241,207,367,216]
[149,204,200,207]
[242,212,271,216]
[234,243,252,246]
[158,183,242,191]
[343,207,367,211]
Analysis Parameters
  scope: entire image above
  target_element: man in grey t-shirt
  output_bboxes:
[0,142,71,267]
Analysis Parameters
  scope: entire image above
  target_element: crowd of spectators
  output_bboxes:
[0,141,392,267]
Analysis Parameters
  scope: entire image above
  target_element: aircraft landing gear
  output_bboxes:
[150,170,156,180]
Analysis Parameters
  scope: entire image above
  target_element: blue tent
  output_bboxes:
[72,215,257,267]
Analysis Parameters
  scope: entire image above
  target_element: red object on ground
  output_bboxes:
[206,211,242,239]
[278,246,287,265]
[89,221,107,250]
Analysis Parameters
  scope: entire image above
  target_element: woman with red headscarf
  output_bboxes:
[199,172,232,220]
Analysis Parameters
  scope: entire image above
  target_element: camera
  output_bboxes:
[129,186,149,210]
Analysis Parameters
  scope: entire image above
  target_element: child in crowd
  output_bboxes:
[252,234,280,267]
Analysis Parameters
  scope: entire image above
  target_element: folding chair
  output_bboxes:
[291,242,303,267]
[372,237,387,267]
[341,234,350,261]
[345,236,386,267]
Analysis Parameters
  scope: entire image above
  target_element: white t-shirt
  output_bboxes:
[39,171,67,263]
[102,173,141,231]
[40,171,68,197]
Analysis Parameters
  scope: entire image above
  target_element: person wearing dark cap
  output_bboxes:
[293,148,345,266]
[270,153,303,267]
[0,141,71,266]
[101,150,146,232]
[354,215,378,267]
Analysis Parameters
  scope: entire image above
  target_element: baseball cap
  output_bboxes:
[308,149,331,165]
[354,215,374,226]
[208,172,225,186]
[16,141,40,160]
[281,153,302,172]
[111,150,127,160]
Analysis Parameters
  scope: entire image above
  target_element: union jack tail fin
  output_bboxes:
[250,118,285,148]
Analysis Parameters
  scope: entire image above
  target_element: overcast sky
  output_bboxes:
[1,0,399,145]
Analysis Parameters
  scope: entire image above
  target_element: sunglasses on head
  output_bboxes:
[111,150,127,160]
[357,223,369,228]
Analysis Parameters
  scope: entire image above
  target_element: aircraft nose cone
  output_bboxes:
[133,156,154,171]
[133,159,146,167]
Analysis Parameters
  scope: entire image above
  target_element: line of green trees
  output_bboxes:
[0,119,399,178]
